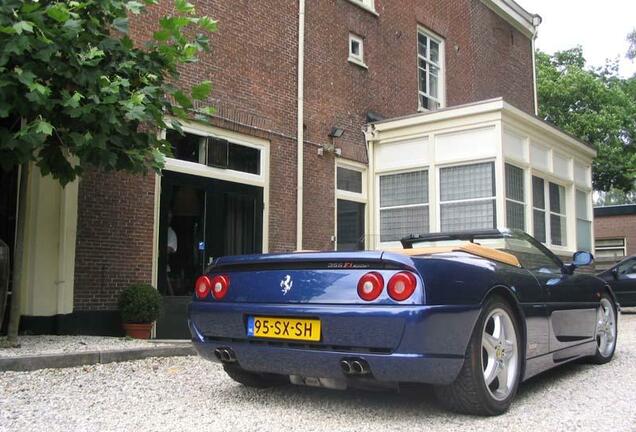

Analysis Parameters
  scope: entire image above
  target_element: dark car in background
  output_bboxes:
[598,256,636,307]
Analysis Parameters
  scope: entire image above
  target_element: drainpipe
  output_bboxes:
[531,15,542,116]
[296,0,305,250]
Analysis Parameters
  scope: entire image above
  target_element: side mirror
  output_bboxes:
[572,251,594,267]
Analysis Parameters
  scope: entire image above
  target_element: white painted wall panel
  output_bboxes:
[374,137,430,172]
[530,141,549,172]
[574,162,588,187]
[435,127,496,163]
[503,129,527,163]
[553,152,571,180]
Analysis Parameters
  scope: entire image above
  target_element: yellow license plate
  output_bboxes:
[247,316,321,342]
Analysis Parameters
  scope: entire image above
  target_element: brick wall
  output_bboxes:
[595,214,636,257]
[73,170,155,310]
[73,0,538,309]
[301,0,535,248]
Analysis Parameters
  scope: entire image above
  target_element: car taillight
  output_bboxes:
[387,272,417,301]
[210,274,230,300]
[195,276,212,299]
[357,272,384,301]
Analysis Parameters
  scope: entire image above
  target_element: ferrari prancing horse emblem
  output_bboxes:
[280,275,293,295]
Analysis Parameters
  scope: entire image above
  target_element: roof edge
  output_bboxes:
[480,0,541,38]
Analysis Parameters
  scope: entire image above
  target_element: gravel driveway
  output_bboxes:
[2,311,635,432]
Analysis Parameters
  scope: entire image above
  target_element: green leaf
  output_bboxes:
[172,90,192,108]
[34,119,54,136]
[197,17,217,32]
[153,29,171,41]
[46,4,71,23]
[113,17,129,34]
[191,81,212,100]
[175,0,195,14]
[12,21,34,35]
[125,1,145,14]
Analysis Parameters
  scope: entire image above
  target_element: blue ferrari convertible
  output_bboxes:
[188,229,618,416]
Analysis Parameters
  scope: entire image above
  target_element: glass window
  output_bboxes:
[505,164,525,230]
[379,170,428,242]
[348,33,365,65]
[166,129,205,163]
[207,137,260,175]
[337,167,363,193]
[502,236,562,273]
[549,183,566,246]
[440,162,496,231]
[617,259,636,277]
[337,200,365,251]
[532,176,546,243]
[417,29,444,111]
[575,189,592,251]
[595,238,626,260]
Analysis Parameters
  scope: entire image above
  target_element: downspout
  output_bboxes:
[531,15,542,116]
[296,0,305,250]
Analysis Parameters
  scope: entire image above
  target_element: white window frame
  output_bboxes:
[377,168,429,247]
[417,27,445,112]
[438,160,496,232]
[335,161,368,250]
[548,181,567,247]
[575,188,592,251]
[505,163,526,230]
[345,0,378,15]
[594,238,627,261]
[348,33,367,69]
[531,172,570,250]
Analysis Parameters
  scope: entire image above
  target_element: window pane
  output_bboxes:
[506,200,525,230]
[576,220,592,251]
[379,171,428,208]
[550,214,567,246]
[440,162,494,202]
[503,237,561,273]
[228,143,260,175]
[380,206,429,242]
[440,200,496,231]
[505,164,524,202]
[337,200,365,251]
[418,33,427,57]
[533,209,546,243]
[429,67,439,98]
[419,63,427,93]
[549,183,565,214]
[595,248,626,260]
[575,190,589,220]
[532,176,545,209]
[337,167,362,193]
[430,40,439,63]
[350,40,360,56]
[167,129,202,163]
[596,238,625,248]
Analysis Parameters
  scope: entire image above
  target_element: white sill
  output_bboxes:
[348,57,368,69]
[344,0,379,16]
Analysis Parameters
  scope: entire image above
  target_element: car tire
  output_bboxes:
[223,363,288,388]
[434,295,523,416]
[587,294,618,365]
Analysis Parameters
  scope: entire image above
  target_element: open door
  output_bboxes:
[156,171,263,339]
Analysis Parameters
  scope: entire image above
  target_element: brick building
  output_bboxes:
[594,205,636,270]
[1,0,597,337]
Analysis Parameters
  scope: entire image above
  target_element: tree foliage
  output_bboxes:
[0,0,217,185]
[628,29,636,61]
[536,48,636,193]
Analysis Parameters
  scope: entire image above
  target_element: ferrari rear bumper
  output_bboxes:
[188,302,481,385]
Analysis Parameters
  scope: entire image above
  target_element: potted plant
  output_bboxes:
[118,284,162,339]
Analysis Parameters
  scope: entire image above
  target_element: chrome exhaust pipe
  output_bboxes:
[224,348,236,362]
[351,360,365,374]
[340,360,352,375]
[214,348,223,361]
[220,349,231,362]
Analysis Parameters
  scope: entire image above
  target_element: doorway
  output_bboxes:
[0,167,18,334]
[156,170,263,338]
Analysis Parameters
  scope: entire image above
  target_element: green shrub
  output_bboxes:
[118,284,162,324]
